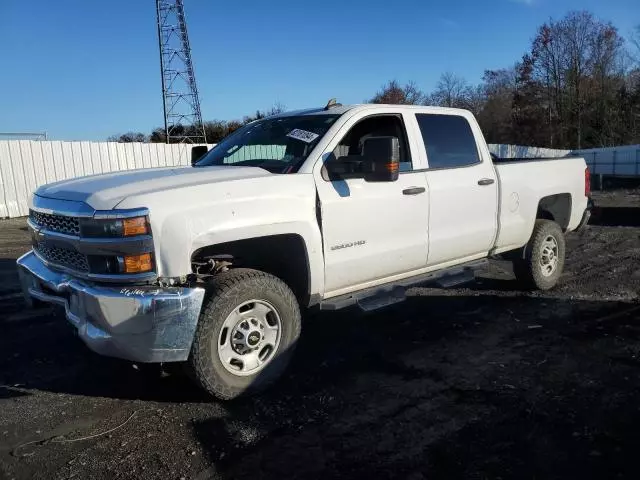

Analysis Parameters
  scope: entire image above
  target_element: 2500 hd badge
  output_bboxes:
[330,240,366,251]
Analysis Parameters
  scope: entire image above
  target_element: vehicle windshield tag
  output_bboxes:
[287,129,319,143]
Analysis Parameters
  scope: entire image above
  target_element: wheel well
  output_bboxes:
[537,194,572,230]
[191,234,311,305]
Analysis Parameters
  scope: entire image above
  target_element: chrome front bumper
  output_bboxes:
[17,251,205,363]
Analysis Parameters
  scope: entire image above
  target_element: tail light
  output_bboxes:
[585,167,591,197]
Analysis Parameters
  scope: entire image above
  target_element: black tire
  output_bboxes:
[186,269,301,400]
[23,292,48,309]
[513,219,565,291]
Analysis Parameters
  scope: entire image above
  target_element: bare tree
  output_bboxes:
[242,102,287,124]
[474,67,518,143]
[529,11,625,148]
[369,80,425,104]
[107,132,148,143]
[427,72,474,108]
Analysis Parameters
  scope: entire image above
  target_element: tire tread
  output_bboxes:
[513,219,565,291]
[187,269,301,400]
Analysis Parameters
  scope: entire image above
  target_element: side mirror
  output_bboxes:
[191,145,209,166]
[361,136,400,182]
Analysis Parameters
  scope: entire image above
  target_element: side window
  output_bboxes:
[330,115,413,175]
[416,114,480,169]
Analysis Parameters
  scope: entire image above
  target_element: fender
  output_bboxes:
[188,221,324,299]
[115,173,325,297]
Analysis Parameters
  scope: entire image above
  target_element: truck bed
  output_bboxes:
[492,155,589,253]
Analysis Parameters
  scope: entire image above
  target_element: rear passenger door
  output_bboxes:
[414,112,498,266]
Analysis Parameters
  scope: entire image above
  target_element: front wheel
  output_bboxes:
[186,269,301,400]
[513,219,566,291]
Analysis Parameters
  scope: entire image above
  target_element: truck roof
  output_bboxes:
[271,103,472,118]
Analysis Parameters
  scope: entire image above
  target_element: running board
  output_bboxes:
[319,259,486,312]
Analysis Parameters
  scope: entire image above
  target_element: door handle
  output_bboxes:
[477,178,495,186]
[403,187,426,195]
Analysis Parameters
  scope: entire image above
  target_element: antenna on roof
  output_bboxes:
[324,98,342,110]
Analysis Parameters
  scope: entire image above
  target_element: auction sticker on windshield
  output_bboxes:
[287,129,319,143]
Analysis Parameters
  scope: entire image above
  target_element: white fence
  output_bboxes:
[488,143,640,177]
[570,145,640,177]
[488,144,571,158]
[0,140,213,218]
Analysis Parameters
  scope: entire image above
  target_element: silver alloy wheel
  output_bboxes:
[217,299,282,377]
[539,235,559,277]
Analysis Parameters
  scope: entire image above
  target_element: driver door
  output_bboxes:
[314,111,429,296]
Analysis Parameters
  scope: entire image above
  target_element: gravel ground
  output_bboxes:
[1,194,640,480]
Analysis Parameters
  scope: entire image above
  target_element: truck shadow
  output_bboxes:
[2,290,637,404]
[589,206,640,227]
[0,258,24,296]
[189,293,640,479]
[0,303,209,403]
[464,276,521,292]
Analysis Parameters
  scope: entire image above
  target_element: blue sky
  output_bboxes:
[1,0,637,140]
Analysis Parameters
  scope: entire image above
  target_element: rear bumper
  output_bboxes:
[575,197,594,231]
[17,251,205,363]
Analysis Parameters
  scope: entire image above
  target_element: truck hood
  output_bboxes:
[35,166,272,210]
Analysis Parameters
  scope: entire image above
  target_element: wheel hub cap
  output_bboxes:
[247,331,261,347]
[217,300,282,376]
[539,235,559,277]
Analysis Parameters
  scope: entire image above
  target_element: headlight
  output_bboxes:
[122,217,148,236]
[81,216,150,238]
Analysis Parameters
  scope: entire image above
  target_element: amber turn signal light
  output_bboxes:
[123,217,149,236]
[123,253,153,273]
[385,162,399,173]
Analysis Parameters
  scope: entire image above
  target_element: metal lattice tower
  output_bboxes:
[156,0,206,144]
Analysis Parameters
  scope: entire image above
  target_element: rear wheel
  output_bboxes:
[186,269,301,400]
[513,219,565,291]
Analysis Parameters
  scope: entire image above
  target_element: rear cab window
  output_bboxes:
[415,114,481,169]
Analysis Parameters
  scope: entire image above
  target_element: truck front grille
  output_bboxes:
[29,210,80,236]
[35,244,89,272]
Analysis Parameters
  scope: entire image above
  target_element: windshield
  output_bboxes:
[194,114,340,173]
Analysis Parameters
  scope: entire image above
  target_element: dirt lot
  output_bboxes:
[1,192,640,480]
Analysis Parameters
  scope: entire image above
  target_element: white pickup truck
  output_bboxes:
[17,102,591,400]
